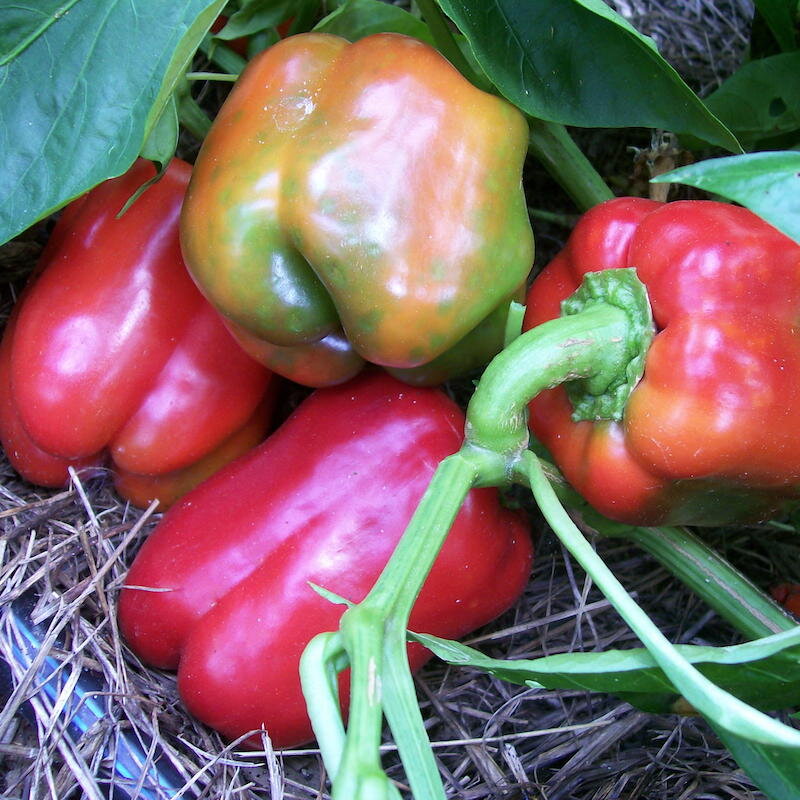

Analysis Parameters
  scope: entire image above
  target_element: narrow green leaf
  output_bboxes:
[412,627,800,712]
[140,94,179,172]
[713,724,800,800]
[315,0,434,44]
[118,94,180,217]
[433,0,740,152]
[0,0,226,246]
[701,53,800,148]
[142,1,228,152]
[308,582,354,607]
[754,0,798,53]
[652,151,800,244]
[0,0,80,65]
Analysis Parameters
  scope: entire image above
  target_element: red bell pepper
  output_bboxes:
[523,197,800,526]
[772,584,800,617]
[118,371,532,747]
[0,159,275,508]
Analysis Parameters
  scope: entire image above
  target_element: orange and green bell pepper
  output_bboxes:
[180,32,533,387]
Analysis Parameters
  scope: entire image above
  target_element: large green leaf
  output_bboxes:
[432,0,740,152]
[0,0,225,246]
[0,0,80,64]
[702,53,800,149]
[652,151,800,244]
[412,627,800,712]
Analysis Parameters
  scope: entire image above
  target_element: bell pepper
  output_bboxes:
[118,370,532,747]
[523,196,800,526]
[0,159,276,508]
[180,32,534,387]
[772,584,800,617]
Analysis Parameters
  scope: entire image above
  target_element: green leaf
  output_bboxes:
[315,0,434,44]
[0,0,226,247]
[754,0,799,53]
[702,53,800,149]
[119,94,180,217]
[0,0,80,65]
[433,0,740,152]
[412,627,800,712]
[214,0,292,39]
[713,725,800,800]
[308,582,354,607]
[652,151,800,244]
[140,94,179,172]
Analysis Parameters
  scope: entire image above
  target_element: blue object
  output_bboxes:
[0,592,196,799]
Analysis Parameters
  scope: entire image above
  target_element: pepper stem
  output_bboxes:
[304,451,487,800]
[527,120,615,211]
[301,271,656,796]
[466,268,654,464]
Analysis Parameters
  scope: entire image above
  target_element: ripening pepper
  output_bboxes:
[523,197,800,527]
[118,370,532,747]
[0,159,276,508]
[180,32,533,387]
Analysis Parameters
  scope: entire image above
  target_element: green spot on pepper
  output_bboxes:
[283,177,299,198]
[358,308,383,334]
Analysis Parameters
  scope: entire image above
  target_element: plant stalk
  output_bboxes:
[528,119,615,212]
[609,524,797,639]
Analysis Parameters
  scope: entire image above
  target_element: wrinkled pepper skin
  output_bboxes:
[180,32,533,387]
[118,371,532,747]
[524,197,800,527]
[0,159,275,508]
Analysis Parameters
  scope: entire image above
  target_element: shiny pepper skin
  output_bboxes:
[180,32,534,387]
[0,159,276,508]
[524,197,800,527]
[118,371,532,747]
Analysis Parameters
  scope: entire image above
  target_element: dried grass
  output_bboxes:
[1,463,790,799]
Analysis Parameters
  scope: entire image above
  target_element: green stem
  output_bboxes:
[516,450,800,748]
[531,456,794,640]
[185,71,238,82]
[299,632,348,779]
[466,303,630,461]
[527,207,581,228]
[503,301,526,348]
[199,35,247,76]
[332,451,483,800]
[335,606,397,800]
[608,524,797,639]
[177,95,212,140]
[466,269,653,462]
[361,452,481,615]
[528,119,615,212]
[415,0,477,81]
